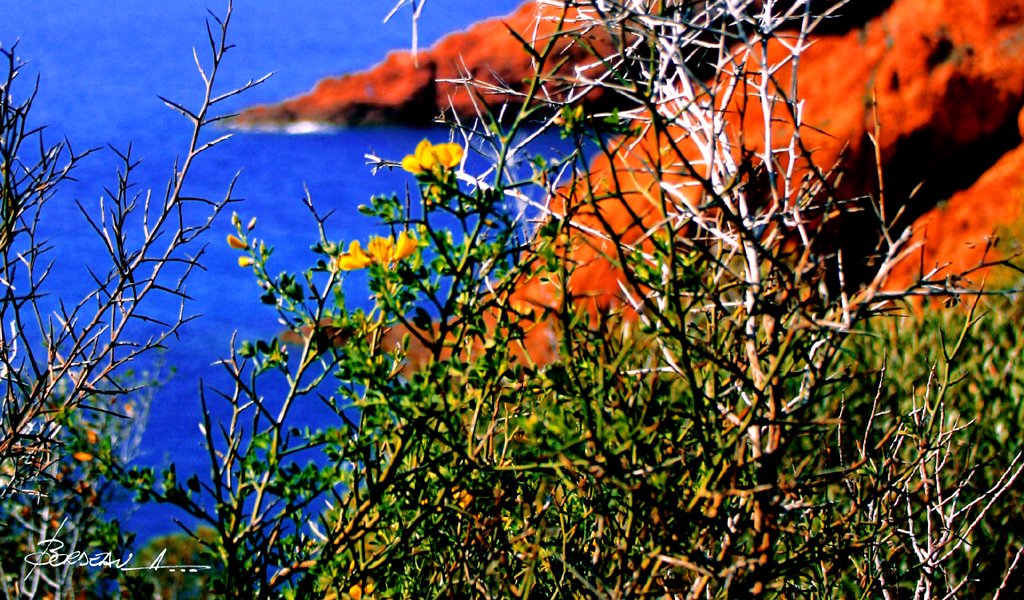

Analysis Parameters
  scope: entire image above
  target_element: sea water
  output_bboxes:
[1,0,528,541]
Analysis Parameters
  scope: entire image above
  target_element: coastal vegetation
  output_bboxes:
[2,1,1023,598]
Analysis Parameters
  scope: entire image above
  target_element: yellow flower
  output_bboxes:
[453,488,474,510]
[72,451,94,462]
[433,142,462,169]
[336,240,374,271]
[336,232,417,271]
[227,234,248,250]
[349,584,363,600]
[366,236,394,264]
[394,230,417,261]
[238,256,254,268]
[401,139,463,175]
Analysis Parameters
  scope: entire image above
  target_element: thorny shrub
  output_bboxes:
[113,1,1024,598]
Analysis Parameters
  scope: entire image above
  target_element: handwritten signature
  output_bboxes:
[24,519,210,575]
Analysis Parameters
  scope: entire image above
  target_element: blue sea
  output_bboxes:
[1,0,527,541]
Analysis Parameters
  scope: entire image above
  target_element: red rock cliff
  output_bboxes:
[494,0,1024,323]
[271,0,1024,364]
[234,2,614,127]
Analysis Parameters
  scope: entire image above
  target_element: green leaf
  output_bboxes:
[412,307,433,331]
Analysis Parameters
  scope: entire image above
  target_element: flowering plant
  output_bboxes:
[335,231,418,271]
[400,138,463,176]
[110,2,1024,598]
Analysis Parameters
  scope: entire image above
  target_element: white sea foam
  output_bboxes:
[224,120,340,134]
[283,121,336,134]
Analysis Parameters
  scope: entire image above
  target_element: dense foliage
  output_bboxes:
[3,1,1023,598]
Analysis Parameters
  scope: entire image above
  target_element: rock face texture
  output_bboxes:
[482,0,1024,321]
[887,133,1024,289]
[814,0,1024,288]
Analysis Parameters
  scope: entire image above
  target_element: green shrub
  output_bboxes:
[0,4,265,597]
[113,1,1024,598]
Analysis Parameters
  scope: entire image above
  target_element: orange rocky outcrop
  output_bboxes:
[235,2,888,129]
[496,0,1024,321]
[887,127,1024,288]
[234,2,615,127]
[251,0,1024,284]
[806,0,1024,289]
[271,0,1024,363]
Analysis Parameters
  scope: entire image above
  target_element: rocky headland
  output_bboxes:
[233,2,615,127]
[244,0,1024,334]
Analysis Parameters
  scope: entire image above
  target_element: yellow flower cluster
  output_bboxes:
[227,214,259,268]
[348,582,374,599]
[401,139,463,175]
[228,235,255,267]
[336,231,417,271]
